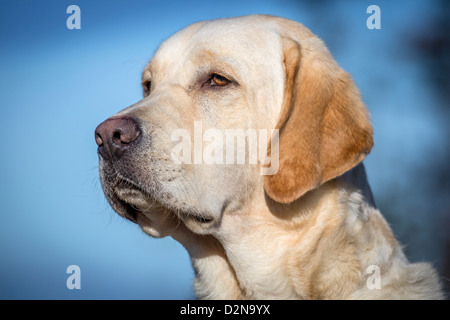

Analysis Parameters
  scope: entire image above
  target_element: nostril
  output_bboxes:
[112,128,140,145]
[95,133,104,147]
[113,130,121,143]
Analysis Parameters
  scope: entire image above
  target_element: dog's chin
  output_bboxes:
[136,211,169,238]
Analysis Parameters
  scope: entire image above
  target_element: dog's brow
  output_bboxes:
[142,68,152,81]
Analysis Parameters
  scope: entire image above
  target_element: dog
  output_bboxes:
[95,15,443,299]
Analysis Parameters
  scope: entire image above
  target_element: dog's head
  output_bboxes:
[95,15,373,235]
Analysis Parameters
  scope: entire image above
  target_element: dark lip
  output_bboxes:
[110,193,139,223]
[108,178,150,224]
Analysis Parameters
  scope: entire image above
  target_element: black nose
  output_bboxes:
[95,116,141,160]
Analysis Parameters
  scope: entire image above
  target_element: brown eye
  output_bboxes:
[143,80,151,95]
[210,74,230,87]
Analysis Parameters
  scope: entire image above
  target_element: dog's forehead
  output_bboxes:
[146,16,281,78]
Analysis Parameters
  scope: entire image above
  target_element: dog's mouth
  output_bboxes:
[108,181,149,223]
[113,197,138,223]
[106,178,215,228]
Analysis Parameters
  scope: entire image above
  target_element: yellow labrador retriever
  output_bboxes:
[95,15,443,299]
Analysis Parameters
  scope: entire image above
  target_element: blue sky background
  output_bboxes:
[1,0,448,299]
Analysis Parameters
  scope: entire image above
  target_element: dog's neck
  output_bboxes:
[211,163,392,299]
[218,163,376,241]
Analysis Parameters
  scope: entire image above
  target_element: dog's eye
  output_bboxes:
[209,74,230,87]
[143,80,151,95]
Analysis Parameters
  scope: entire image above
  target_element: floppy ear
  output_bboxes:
[264,37,373,203]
